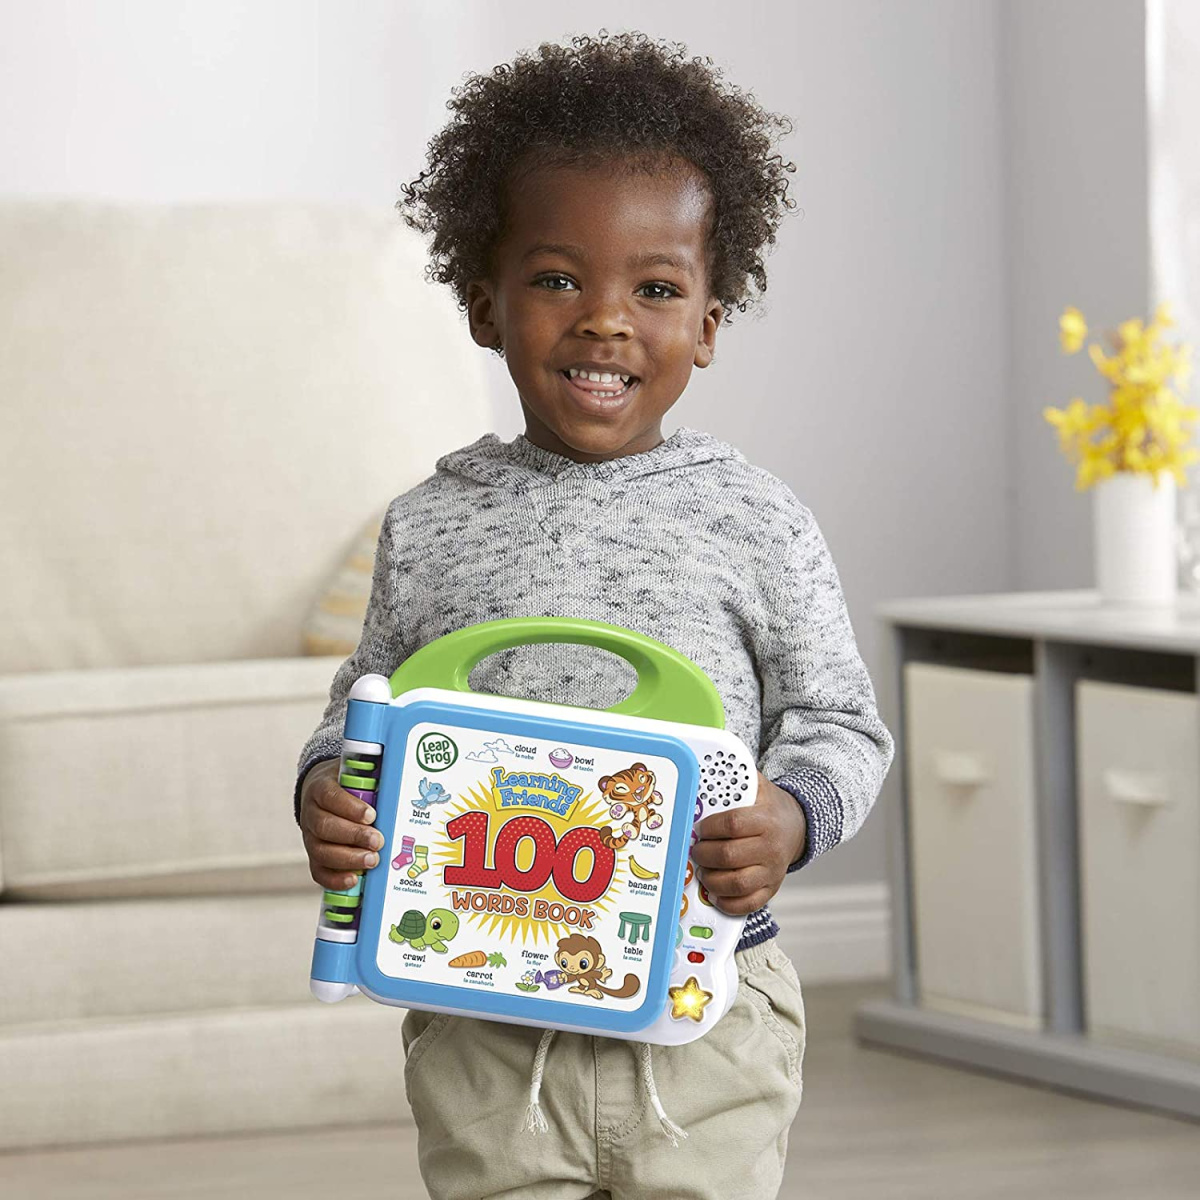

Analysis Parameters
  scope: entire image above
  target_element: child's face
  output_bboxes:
[466,158,723,462]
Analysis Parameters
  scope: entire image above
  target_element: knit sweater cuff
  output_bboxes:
[294,753,341,825]
[772,767,844,872]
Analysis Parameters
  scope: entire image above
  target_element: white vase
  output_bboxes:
[1092,471,1177,606]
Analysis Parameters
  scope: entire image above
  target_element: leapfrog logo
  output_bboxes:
[416,732,458,772]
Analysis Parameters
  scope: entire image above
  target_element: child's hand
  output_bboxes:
[299,759,385,890]
[690,771,807,916]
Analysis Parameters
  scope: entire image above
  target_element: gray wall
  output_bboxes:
[0,0,1152,890]
[1003,0,1151,592]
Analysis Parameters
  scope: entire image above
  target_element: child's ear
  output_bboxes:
[694,298,724,368]
[466,278,501,352]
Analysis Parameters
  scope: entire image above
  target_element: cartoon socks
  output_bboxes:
[390,837,429,877]
[407,845,429,879]
[391,835,416,871]
[389,836,428,877]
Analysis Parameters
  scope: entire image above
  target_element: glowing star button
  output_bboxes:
[667,974,714,1023]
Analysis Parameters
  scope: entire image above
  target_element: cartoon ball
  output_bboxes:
[549,747,573,768]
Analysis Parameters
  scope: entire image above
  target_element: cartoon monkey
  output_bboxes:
[597,762,664,850]
[554,933,641,1000]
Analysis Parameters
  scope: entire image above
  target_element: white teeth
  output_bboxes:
[568,368,632,383]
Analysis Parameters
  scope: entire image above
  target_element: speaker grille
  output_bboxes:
[700,751,751,807]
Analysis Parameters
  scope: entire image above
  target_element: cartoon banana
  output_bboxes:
[628,855,660,880]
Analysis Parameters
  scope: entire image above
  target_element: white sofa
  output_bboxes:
[0,199,490,1150]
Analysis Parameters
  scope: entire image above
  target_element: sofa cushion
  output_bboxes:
[0,656,342,898]
[0,891,328,1026]
[301,509,386,657]
[0,199,491,673]
[0,1002,407,1151]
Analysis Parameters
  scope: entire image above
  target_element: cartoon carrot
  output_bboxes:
[448,950,489,968]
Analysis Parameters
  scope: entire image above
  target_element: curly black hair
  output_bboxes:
[396,29,798,349]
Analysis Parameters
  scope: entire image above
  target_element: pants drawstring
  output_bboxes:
[522,1027,556,1134]
[638,1041,688,1146]
[522,1034,687,1147]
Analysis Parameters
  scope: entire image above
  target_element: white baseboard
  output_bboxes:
[768,883,891,984]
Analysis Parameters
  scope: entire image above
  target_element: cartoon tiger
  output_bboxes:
[597,761,664,849]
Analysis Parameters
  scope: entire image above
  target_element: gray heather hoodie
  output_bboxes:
[295,425,894,952]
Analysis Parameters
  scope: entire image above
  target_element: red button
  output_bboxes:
[687,951,705,963]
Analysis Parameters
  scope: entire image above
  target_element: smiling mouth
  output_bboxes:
[559,370,639,401]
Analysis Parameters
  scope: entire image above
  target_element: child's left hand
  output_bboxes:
[690,771,808,916]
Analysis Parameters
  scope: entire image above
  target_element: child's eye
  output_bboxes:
[535,274,576,292]
[638,282,679,301]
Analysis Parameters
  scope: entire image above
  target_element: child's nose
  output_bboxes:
[572,295,634,339]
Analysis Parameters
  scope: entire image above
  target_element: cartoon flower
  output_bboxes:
[515,968,541,993]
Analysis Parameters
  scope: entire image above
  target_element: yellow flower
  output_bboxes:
[1122,353,1169,389]
[1077,451,1115,491]
[1043,397,1089,430]
[1047,303,1196,490]
[1118,317,1146,352]
[1088,342,1123,383]
[1059,305,1088,354]
[1043,398,1091,456]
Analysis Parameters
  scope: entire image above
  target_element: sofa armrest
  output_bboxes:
[0,657,343,899]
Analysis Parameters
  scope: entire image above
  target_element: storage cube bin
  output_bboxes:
[1076,680,1200,1059]
[904,663,1043,1028]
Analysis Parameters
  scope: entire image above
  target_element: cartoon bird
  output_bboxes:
[412,777,450,809]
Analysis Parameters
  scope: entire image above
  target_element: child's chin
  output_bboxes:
[554,421,640,457]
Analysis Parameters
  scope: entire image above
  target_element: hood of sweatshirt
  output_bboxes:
[435,425,745,490]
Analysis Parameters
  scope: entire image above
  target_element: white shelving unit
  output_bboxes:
[857,589,1200,1121]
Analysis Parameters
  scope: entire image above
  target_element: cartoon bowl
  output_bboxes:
[549,747,573,768]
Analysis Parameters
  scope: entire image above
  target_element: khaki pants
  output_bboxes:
[401,936,805,1200]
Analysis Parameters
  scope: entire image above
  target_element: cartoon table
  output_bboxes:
[618,911,652,945]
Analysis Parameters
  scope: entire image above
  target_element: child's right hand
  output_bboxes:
[299,759,384,890]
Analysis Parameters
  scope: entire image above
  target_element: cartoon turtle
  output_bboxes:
[388,907,460,952]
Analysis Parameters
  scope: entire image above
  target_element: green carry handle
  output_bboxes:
[387,617,724,729]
